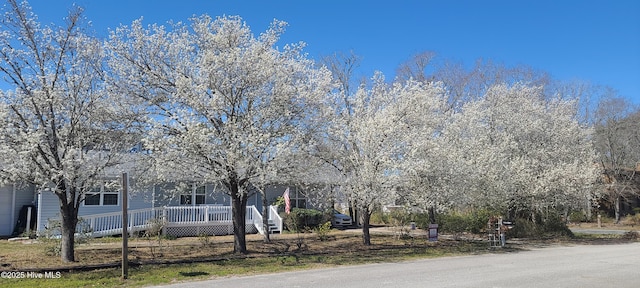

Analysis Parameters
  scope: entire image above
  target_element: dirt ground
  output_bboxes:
[0,228,440,271]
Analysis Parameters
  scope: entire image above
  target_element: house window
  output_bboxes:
[289,188,307,209]
[180,194,192,205]
[103,193,119,205]
[84,193,101,205]
[180,184,206,205]
[195,185,205,205]
[84,181,119,206]
[296,198,307,209]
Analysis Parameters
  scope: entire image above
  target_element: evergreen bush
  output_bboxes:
[284,208,331,232]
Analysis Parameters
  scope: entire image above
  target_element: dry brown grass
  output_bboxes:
[1,225,637,272]
[1,230,444,271]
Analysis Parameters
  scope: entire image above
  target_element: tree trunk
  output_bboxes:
[230,179,248,254]
[531,209,536,224]
[428,206,436,224]
[348,200,355,225]
[59,198,79,263]
[361,208,372,245]
[349,201,359,227]
[261,190,271,243]
[614,195,621,224]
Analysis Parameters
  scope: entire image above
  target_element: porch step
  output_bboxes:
[268,227,280,234]
[268,220,281,234]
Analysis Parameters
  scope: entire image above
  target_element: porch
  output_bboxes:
[69,205,283,238]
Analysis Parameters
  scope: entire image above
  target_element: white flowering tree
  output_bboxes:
[441,84,599,221]
[0,1,140,262]
[402,128,464,220]
[394,78,452,220]
[321,73,447,244]
[106,15,332,253]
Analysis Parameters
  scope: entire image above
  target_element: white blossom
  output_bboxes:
[106,15,332,252]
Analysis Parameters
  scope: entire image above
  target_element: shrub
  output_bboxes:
[75,218,94,245]
[383,210,410,239]
[144,217,167,258]
[198,232,213,247]
[437,212,468,236]
[507,218,539,238]
[541,214,574,237]
[621,231,639,240]
[41,218,93,255]
[596,213,615,224]
[508,215,573,239]
[315,221,333,241]
[285,208,330,232]
[568,210,589,223]
[272,196,285,212]
[466,209,495,234]
[436,209,497,236]
[622,214,640,227]
[388,210,412,228]
[41,219,62,256]
[370,210,388,225]
[412,212,431,230]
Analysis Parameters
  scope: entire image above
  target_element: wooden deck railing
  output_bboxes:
[78,208,164,237]
[75,205,281,238]
[269,205,283,232]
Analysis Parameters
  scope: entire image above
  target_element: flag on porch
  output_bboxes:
[283,187,291,214]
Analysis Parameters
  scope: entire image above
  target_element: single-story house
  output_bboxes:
[1,179,315,238]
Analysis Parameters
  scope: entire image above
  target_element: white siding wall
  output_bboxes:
[36,188,155,234]
[208,184,230,206]
[77,188,154,216]
[152,183,177,207]
[36,190,59,234]
[153,183,231,207]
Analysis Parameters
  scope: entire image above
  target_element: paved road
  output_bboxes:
[152,242,640,288]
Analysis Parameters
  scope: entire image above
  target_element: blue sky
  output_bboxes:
[13,0,640,102]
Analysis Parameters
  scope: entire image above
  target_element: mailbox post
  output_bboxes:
[428,224,438,242]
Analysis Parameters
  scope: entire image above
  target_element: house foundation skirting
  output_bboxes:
[163,222,258,237]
